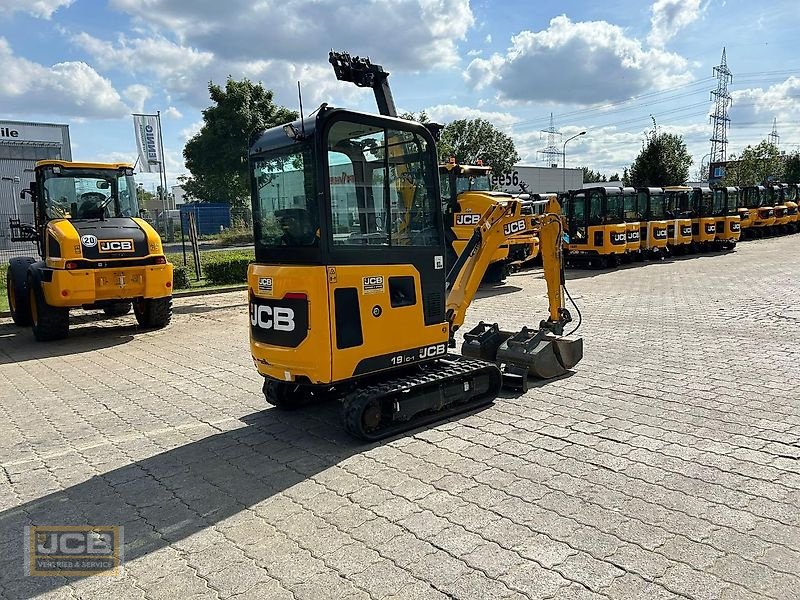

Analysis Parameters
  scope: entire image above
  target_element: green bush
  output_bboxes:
[202,250,253,285]
[218,228,253,246]
[173,265,190,290]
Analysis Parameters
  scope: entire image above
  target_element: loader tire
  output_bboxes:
[29,277,69,342]
[133,297,172,329]
[6,257,35,326]
[103,302,132,317]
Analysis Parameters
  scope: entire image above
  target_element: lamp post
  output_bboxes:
[563,131,587,193]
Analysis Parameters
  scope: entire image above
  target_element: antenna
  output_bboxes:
[298,81,305,138]
[768,117,780,148]
[538,113,563,167]
[709,47,733,165]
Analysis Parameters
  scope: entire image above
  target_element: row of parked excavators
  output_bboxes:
[560,183,798,269]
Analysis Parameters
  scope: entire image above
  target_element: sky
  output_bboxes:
[1,0,798,191]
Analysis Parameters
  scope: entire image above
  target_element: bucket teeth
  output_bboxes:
[461,322,584,389]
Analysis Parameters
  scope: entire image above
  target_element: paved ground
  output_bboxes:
[0,236,798,600]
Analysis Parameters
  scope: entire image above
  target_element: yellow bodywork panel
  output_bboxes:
[625,222,641,252]
[644,221,668,250]
[42,264,172,307]
[568,224,627,256]
[692,217,717,244]
[667,218,692,246]
[35,160,133,170]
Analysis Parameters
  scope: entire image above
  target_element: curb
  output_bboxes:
[0,285,248,318]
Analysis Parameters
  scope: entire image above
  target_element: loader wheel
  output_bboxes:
[29,278,69,342]
[133,297,172,329]
[6,257,35,326]
[103,302,132,317]
[263,379,311,410]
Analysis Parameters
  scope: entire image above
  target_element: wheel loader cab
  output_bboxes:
[248,108,449,386]
[663,186,693,253]
[712,187,741,248]
[689,186,717,250]
[635,187,669,257]
[564,186,627,267]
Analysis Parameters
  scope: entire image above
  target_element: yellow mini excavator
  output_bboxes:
[245,52,583,440]
[440,160,538,281]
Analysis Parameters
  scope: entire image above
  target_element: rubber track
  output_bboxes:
[341,355,501,441]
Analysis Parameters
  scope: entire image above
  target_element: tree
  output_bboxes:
[721,141,783,186]
[609,173,620,182]
[182,78,297,207]
[399,111,430,123]
[437,118,519,175]
[785,152,800,184]
[582,167,606,183]
[626,123,692,187]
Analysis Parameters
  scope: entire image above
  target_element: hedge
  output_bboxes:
[173,265,190,289]
[203,253,252,285]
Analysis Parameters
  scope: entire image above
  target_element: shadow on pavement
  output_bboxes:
[564,249,736,281]
[0,396,498,598]
[475,285,522,299]
[172,302,247,315]
[0,316,138,365]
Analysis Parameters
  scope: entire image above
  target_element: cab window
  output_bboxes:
[588,190,603,225]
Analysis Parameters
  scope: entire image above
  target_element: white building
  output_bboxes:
[0,120,71,251]
[172,184,187,206]
[490,165,583,194]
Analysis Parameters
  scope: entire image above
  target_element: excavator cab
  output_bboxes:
[767,184,791,234]
[743,185,774,237]
[663,186,694,254]
[712,187,741,249]
[563,186,627,268]
[689,186,717,251]
[246,51,584,440]
[784,183,799,233]
[635,187,669,258]
[621,186,642,261]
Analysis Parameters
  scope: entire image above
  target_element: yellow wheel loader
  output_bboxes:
[245,52,583,440]
[563,186,627,268]
[5,161,173,341]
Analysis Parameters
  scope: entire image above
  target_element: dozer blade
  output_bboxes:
[460,323,583,390]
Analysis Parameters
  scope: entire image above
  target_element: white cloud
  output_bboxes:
[464,15,692,105]
[423,104,517,128]
[108,0,474,69]
[124,84,151,113]
[0,38,129,119]
[647,0,702,46]
[0,0,73,19]
[180,120,203,142]
[485,34,492,44]
[165,106,183,119]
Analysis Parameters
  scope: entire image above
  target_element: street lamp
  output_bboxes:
[563,131,587,193]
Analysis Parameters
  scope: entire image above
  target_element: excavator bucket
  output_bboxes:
[461,322,583,391]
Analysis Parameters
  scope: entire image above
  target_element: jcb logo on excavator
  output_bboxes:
[249,296,309,347]
[731,222,741,232]
[626,230,640,241]
[455,213,481,226]
[98,239,134,253]
[610,232,626,244]
[704,223,716,234]
[503,219,526,236]
[419,343,447,359]
[681,226,692,236]
[251,305,295,331]
[653,228,668,239]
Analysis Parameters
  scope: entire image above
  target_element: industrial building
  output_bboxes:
[491,165,583,194]
[0,120,71,253]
